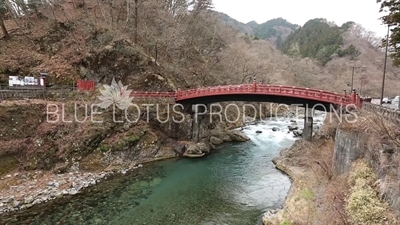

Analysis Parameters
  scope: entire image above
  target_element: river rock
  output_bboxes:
[32,199,42,205]
[209,129,232,142]
[186,144,202,155]
[186,142,210,155]
[210,136,223,145]
[172,142,186,155]
[288,125,298,131]
[256,130,262,134]
[2,197,13,203]
[272,127,280,132]
[244,116,256,124]
[12,200,21,208]
[262,209,280,225]
[197,142,210,154]
[209,142,216,150]
[293,130,302,137]
[69,188,79,195]
[24,196,34,204]
[226,130,250,142]
[94,218,103,224]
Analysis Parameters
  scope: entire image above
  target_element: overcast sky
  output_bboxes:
[212,0,388,38]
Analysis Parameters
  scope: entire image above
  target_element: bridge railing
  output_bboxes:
[77,80,95,91]
[362,102,400,126]
[178,84,255,97]
[130,91,176,98]
[129,83,354,106]
[256,84,351,104]
[177,83,351,105]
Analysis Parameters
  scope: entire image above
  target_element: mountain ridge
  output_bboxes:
[216,12,299,47]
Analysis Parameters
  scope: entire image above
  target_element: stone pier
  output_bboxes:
[191,104,206,142]
[303,107,313,141]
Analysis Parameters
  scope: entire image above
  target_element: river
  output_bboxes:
[2,115,324,225]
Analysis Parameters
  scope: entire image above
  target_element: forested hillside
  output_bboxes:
[281,19,361,65]
[217,13,399,97]
[247,18,298,42]
[0,0,399,97]
[1,0,275,90]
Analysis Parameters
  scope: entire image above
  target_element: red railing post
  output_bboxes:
[177,88,181,100]
[356,94,361,108]
[350,90,356,104]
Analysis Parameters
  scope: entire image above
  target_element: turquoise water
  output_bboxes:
[3,118,310,225]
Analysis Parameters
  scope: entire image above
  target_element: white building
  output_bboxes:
[8,76,45,87]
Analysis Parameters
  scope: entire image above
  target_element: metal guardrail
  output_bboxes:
[362,102,400,126]
[0,88,79,101]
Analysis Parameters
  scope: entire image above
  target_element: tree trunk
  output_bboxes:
[134,0,138,43]
[0,16,9,39]
[109,0,114,28]
[155,40,158,64]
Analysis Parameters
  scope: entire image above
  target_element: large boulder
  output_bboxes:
[185,142,210,155]
[293,130,302,137]
[210,136,224,145]
[226,130,250,142]
[173,142,186,155]
[209,129,232,142]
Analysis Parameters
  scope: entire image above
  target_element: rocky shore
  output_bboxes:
[0,127,252,216]
[0,100,309,218]
[0,163,143,215]
[261,114,331,224]
[0,100,255,216]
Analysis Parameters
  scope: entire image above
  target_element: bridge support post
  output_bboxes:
[191,104,206,142]
[192,117,202,142]
[303,107,313,141]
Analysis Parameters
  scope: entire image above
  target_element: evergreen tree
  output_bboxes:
[378,0,400,66]
[281,18,352,65]
[0,0,9,39]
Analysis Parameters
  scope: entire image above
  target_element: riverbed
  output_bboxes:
[2,115,324,225]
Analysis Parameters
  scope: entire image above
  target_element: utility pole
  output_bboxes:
[360,75,368,96]
[381,24,390,105]
[351,66,366,94]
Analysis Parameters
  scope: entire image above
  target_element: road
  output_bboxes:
[371,99,400,110]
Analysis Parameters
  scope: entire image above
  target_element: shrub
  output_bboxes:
[99,144,108,152]
[348,160,376,186]
[346,160,390,225]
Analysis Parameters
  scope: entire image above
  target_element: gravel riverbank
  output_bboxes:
[0,164,143,214]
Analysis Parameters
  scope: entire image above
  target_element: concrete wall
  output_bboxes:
[332,129,364,175]
[332,127,400,214]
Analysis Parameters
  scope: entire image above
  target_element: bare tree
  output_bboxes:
[0,0,9,39]
[164,0,188,16]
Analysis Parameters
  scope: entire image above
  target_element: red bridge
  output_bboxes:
[130,83,361,109]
